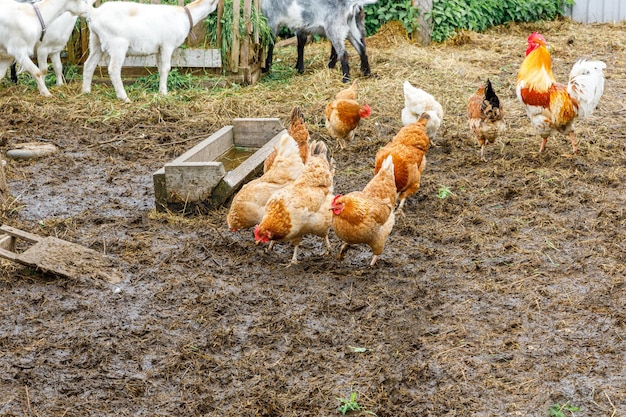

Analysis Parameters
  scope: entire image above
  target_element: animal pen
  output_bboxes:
[67,0,265,84]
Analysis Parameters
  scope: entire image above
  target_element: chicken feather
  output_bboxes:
[227,133,304,232]
[254,141,335,264]
[264,106,309,172]
[375,113,430,213]
[331,155,396,266]
[401,80,444,141]
[325,81,371,149]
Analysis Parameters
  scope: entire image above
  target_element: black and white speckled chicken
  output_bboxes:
[467,79,505,161]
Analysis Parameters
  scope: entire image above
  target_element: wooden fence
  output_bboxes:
[68,0,264,84]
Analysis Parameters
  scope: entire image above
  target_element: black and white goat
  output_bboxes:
[0,0,89,95]
[261,0,377,83]
[82,0,219,102]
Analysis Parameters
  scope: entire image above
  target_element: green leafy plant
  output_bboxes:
[337,391,361,415]
[429,0,575,43]
[204,0,273,73]
[364,0,418,36]
[437,185,453,199]
[549,403,580,417]
[133,69,196,93]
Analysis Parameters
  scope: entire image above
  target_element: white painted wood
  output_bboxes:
[97,48,222,68]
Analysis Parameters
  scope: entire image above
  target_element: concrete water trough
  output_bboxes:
[153,118,286,213]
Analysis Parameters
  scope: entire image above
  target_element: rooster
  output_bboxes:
[467,79,506,162]
[254,141,335,265]
[374,113,430,214]
[401,80,444,142]
[264,106,310,173]
[516,32,606,154]
[325,80,371,149]
[331,155,396,266]
[226,133,304,232]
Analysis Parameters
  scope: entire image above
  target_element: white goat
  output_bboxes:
[0,0,90,96]
[12,14,79,85]
[82,0,219,102]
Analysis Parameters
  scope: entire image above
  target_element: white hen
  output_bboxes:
[401,80,444,141]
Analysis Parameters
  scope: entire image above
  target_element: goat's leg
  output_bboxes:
[9,62,18,83]
[338,51,350,83]
[36,48,51,83]
[108,49,130,102]
[347,30,370,76]
[0,60,10,82]
[15,53,51,96]
[328,45,338,69]
[326,30,351,82]
[82,36,104,95]
[49,52,65,86]
[157,49,174,95]
[295,32,306,74]
[348,6,371,76]
[262,40,275,73]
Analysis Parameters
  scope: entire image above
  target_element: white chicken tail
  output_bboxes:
[275,133,299,159]
[568,59,606,118]
[380,154,394,175]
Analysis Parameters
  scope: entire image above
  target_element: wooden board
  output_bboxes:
[0,226,124,284]
[97,48,222,69]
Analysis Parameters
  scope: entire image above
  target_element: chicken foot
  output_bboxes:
[480,144,487,162]
[539,132,578,154]
[569,132,579,154]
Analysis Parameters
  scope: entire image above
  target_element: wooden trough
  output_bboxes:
[153,118,286,213]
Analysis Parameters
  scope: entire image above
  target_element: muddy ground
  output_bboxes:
[0,18,625,417]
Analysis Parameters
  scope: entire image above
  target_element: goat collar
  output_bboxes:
[32,4,46,42]
[183,6,198,41]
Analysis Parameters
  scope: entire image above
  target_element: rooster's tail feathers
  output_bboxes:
[482,79,503,120]
[568,59,606,118]
[310,140,328,158]
[290,106,305,125]
[483,79,501,109]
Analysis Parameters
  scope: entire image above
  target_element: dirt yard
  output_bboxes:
[0,18,625,417]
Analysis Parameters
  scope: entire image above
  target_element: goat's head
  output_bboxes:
[67,0,93,18]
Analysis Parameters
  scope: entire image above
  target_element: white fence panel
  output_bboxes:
[567,0,626,23]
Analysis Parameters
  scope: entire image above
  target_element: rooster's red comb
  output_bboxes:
[527,32,546,45]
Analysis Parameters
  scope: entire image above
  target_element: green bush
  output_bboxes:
[429,0,575,43]
[204,0,273,72]
[364,0,418,36]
